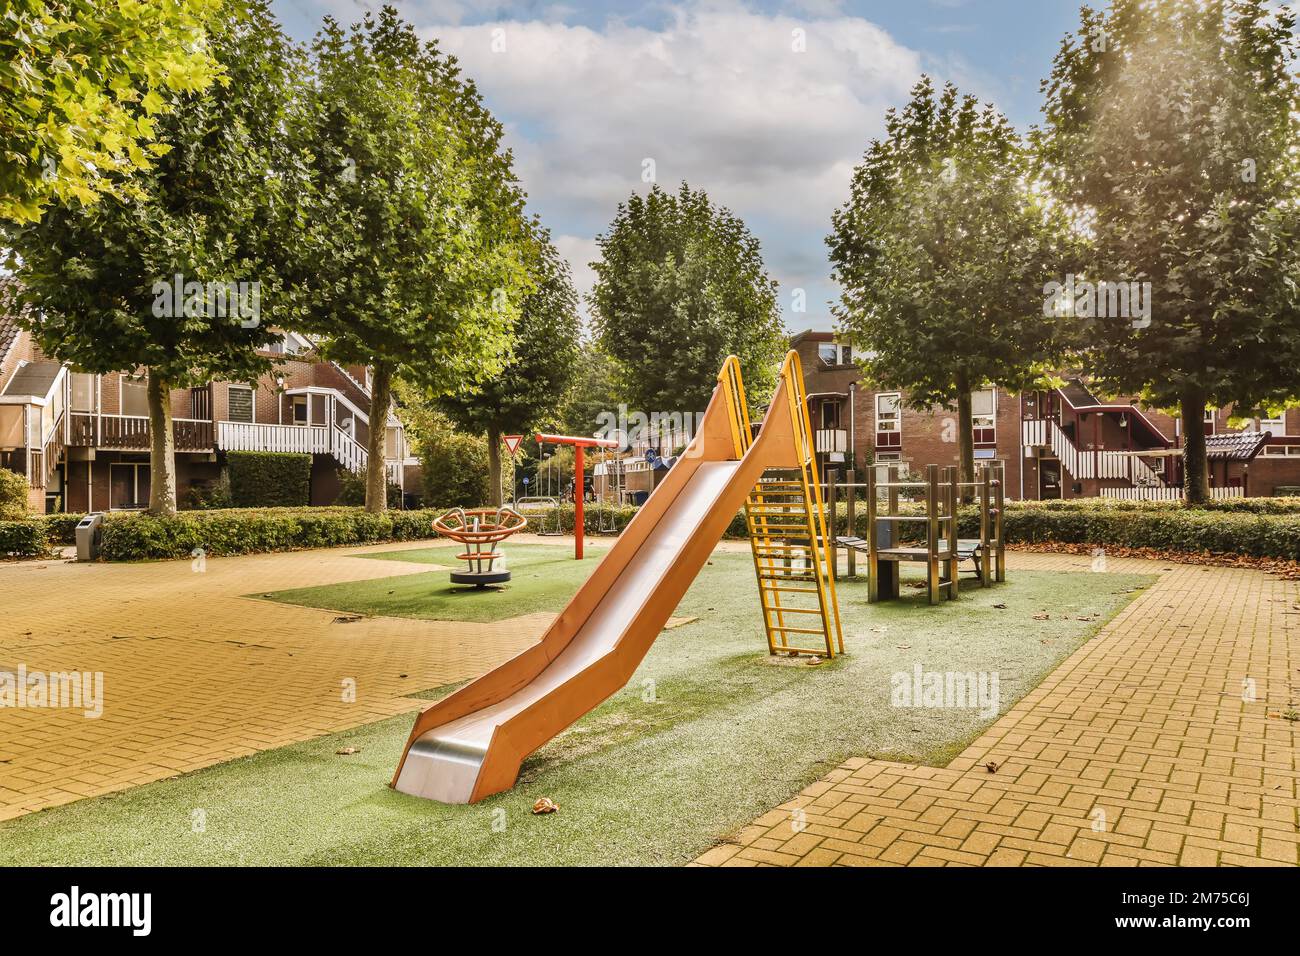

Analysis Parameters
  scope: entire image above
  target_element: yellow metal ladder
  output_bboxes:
[719,354,844,658]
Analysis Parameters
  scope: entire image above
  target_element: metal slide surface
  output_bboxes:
[393,459,745,803]
[391,352,815,804]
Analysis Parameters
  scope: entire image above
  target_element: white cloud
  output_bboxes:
[419,3,925,328]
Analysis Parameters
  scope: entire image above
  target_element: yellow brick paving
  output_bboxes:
[0,538,554,821]
[696,554,1300,867]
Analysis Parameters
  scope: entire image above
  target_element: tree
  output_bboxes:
[437,223,582,506]
[415,410,512,508]
[7,0,303,514]
[289,6,531,513]
[558,343,622,438]
[1034,0,1300,504]
[0,0,225,223]
[590,182,786,417]
[828,77,1067,490]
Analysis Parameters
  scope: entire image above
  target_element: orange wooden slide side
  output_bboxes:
[390,355,804,803]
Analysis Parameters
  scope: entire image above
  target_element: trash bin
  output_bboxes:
[75,513,103,562]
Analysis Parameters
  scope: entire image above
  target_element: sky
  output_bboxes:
[269,0,1087,333]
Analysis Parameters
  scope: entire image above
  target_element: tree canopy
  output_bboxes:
[829,77,1067,487]
[1033,0,1300,503]
[8,0,303,514]
[437,222,582,505]
[590,182,787,417]
[287,5,532,511]
[0,0,226,223]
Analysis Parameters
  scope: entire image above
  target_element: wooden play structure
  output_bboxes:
[392,350,842,804]
[834,461,1005,604]
[431,506,528,588]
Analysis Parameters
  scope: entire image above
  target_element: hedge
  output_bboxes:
[227,451,311,508]
[99,506,444,561]
[39,512,86,546]
[0,521,48,558]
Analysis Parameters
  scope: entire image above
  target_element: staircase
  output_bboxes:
[1022,418,1169,488]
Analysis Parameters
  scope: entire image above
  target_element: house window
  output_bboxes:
[818,343,853,366]
[227,385,254,423]
[820,402,840,430]
[1261,444,1300,457]
[109,463,150,510]
[875,392,901,448]
[292,395,309,425]
[1259,412,1287,436]
[972,388,996,444]
[1203,407,1216,435]
[70,373,96,412]
[120,376,149,417]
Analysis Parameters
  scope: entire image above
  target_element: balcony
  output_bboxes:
[68,413,215,452]
[815,428,848,454]
[217,421,331,455]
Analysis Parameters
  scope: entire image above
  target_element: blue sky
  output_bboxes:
[270,1,1087,332]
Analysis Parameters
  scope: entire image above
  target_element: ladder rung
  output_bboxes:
[763,585,820,594]
[763,606,824,615]
[768,625,828,635]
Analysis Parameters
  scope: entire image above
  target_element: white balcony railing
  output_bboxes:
[218,421,331,455]
[1022,418,1168,487]
[1101,485,1242,502]
[815,428,848,454]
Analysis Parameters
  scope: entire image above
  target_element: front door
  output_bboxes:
[1039,459,1062,500]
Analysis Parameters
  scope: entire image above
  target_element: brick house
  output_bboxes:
[0,309,419,513]
[791,329,1300,500]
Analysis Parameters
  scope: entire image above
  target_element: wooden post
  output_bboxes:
[866,465,878,602]
[979,463,992,587]
[827,467,838,581]
[994,459,1006,582]
[943,465,959,600]
[926,464,940,605]
[845,468,857,578]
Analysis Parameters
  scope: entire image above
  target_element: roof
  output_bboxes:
[789,329,836,346]
[1205,430,1271,461]
[0,278,24,370]
[1,360,61,400]
[1059,378,1102,407]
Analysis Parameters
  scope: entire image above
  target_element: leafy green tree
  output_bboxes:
[1034,0,1300,504]
[437,223,581,506]
[288,6,531,513]
[0,0,225,223]
[829,77,1067,490]
[590,182,786,416]
[558,343,622,438]
[8,0,303,514]
[416,410,512,508]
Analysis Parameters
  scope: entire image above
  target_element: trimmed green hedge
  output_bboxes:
[39,512,87,546]
[100,507,442,561]
[0,521,48,557]
[227,452,311,508]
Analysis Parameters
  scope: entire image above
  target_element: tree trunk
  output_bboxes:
[1180,387,1210,507]
[486,424,503,507]
[146,372,177,516]
[955,375,975,504]
[365,360,392,514]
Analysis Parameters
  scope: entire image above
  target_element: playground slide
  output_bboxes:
[392,360,804,803]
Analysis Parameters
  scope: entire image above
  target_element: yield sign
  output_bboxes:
[502,434,525,456]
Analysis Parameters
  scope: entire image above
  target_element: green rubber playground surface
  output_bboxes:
[256,542,608,623]
[0,547,1152,866]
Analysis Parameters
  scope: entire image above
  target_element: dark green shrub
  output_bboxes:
[334,467,402,509]
[38,512,86,545]
[226,452,311,508]
[98,506,442,560]
[0,520,48,557]
[0,467,30,519]
[186,471,233,510]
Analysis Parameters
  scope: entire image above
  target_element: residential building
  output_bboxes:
[790,330,1300,500]
[0,307,419,513]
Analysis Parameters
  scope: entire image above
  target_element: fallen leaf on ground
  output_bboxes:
[984,761,999,773]
[532,797,559,814]
[335,747,361,755]
[1033,613,1050,621]
[992,603,1007,609]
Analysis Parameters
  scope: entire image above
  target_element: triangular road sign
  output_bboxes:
[502,434,525,456]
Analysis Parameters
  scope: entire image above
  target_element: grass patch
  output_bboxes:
[257,543,606,624]
[0,548,1152,866]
